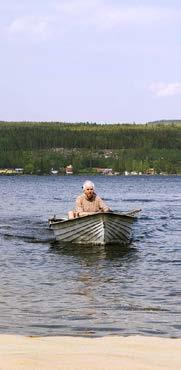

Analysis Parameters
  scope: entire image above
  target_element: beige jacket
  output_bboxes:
[75,193,110,214]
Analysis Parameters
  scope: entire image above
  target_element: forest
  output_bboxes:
[0,120,180,175]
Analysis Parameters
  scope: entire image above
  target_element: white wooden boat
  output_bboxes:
[48,210,141,246]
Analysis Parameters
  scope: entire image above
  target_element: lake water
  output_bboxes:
[0,175,180,338]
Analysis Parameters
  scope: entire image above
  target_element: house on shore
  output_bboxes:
[65,165,73,175]
[51,168,58,175]
[146,168,156,175]
[0,168,24,175]
[96,168,113,175]
[15,168,24,174]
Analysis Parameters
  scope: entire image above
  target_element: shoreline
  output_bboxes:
[0,173,180,177]
[0,334,180,370]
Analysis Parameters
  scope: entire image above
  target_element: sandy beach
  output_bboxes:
[0,335,180,370]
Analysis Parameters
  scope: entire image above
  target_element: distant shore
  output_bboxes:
[0,335,180,370]
[0,173,180,176]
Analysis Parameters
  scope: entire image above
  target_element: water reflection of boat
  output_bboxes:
[50,241,137,264]
[48,210,141,246]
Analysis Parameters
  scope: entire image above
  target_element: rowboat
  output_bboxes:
[48,209,141,246]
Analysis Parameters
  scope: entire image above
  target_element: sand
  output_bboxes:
[0,335,180,370]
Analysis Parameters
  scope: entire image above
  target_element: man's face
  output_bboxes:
[84,186,94,199]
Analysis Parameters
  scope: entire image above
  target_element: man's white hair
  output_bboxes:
[83,180,95,191]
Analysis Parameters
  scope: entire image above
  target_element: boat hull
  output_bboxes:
[49,212,138,246]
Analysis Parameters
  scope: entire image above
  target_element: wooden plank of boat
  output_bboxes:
[49,210,141,246]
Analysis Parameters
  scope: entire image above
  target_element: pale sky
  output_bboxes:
[0,0,181,123]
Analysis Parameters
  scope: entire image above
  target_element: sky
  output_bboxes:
[0,0,181,123]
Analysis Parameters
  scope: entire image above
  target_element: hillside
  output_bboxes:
[0,121,180,174]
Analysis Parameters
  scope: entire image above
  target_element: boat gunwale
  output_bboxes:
[49,211,137,226]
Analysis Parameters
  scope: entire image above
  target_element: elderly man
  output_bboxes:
[68,180,111,219]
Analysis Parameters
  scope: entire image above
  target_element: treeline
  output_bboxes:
[0,121,180,174]
[0,121,180,150]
